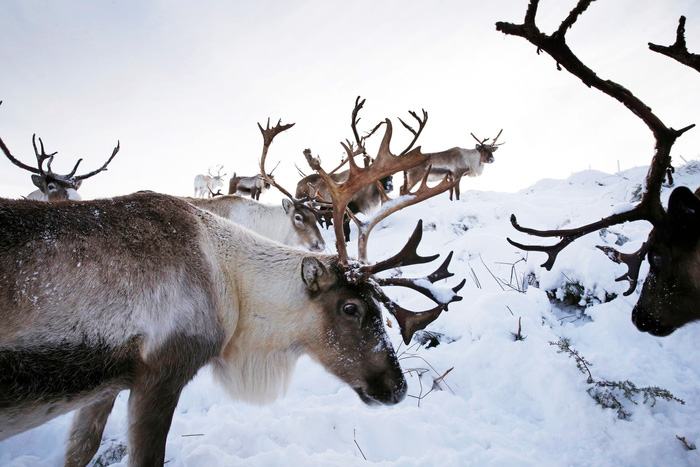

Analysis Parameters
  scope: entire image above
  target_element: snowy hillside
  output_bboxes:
[2,163,699,467]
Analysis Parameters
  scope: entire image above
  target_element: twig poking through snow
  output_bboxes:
[676,435,697,451]
[511,317,526,341]
[354,428,367,461]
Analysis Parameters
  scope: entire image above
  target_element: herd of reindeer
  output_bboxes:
[1,2,699,466]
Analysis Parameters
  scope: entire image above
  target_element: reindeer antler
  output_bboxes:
[649,16,700,73]
[471,129,505,151]
[303,97,464,343]
[257,117,296,200]
[497,0,695,294]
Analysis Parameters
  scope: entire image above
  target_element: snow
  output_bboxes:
[2,163,699,466]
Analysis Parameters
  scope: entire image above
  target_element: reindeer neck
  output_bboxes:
[199,211,328,402]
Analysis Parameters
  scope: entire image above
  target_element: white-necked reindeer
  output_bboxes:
[186,195,326,251]
[0,111,462,466]
[194,165,226,198]
[403,130,503,200]
[228,161,279,200]
[1,134,120,201]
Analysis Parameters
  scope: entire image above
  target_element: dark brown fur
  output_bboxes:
[632,186,700,336]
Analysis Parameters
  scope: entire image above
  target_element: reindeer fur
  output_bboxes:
[0,192,401,465]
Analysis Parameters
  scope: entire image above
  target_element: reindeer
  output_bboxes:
[228,162,279,200]
[295,170,394,238]
[186,194,326,251]
[228,174,268,199]
[402,130,503,201]
[498,0,698,336]
[0,108,462,466]
[1,133,120,201]
[193,165,226,198]
[294,98,419,241]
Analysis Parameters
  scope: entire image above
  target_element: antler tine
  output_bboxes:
[648,16,700,73]
[398,108,428,156]
[73,141,120,181]
[360,220,439,275]
[470,132,487,145]
[257,118,296,200]
[597,242,649,296]
[491,129,504,145]
[0,135,42,174]
[375,249,465,299]
[46,155,84,183]
[268,160,281,176]
[32,134,58,172]
[351,95,369,150]
[506,207,646,270]
[370,278,463,345]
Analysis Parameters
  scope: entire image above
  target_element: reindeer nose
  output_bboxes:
[311,241,325,252]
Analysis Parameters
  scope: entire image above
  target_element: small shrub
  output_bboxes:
[549,338,684,420]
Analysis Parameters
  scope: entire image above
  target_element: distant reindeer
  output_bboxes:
[229,162,279,200]
[0,111,462,466]
[1,134,120,201]
[402,130,502,201]
[194,165,226,198]
[187,195,326,251]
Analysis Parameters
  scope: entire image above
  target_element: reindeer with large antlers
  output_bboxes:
[402,129,503,201]
[1,133,120,201]
[0,105,462,465]
[497,0,698,336]
[295,97,423,240]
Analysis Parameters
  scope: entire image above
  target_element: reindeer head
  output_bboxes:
[258,98,464,405]
[281,198,326,252]
[471,129,503,164]
[1,133,119,202]
[631,187,700,336]
[300,256,405,404]
[498,0,697,338]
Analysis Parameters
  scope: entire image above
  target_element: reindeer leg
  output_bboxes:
[127,374,187,467]
[455,176,461,201]
[64,391,118,467]
[343,215,351,242]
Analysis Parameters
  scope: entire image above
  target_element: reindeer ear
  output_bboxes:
[301,257,335,293]
[667,186,700,237]
[31,175,45,190]
[282,198,293,214]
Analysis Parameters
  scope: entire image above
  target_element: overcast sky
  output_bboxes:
[1,0,698,200]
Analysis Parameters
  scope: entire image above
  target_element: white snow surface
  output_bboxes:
[2,163,700,466]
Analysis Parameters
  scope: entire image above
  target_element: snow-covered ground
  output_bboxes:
[2,163,699,467]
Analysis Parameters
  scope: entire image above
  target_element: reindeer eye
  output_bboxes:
[342,302,360,316]
[649,252,666,269]
[294,213,304,223]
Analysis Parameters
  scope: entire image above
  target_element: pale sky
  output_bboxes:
[1,0,698,200]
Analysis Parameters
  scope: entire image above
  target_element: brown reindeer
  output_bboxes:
[402,130,503,201]
[497,0,698,336]
[295,97,422,240]
[0,110,463,466]
[1,133,119,201]
[228,162,279,200]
